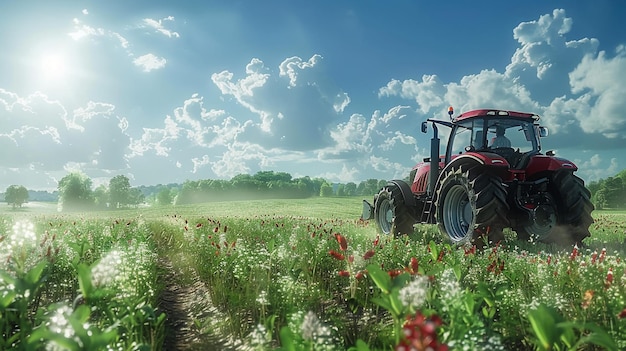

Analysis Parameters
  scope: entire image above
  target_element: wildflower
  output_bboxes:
[599,248,607,263]
[91,250,122,287]
[407,257,419,275]
[363,249,375,260]
[256,290,269,306]
[248,324,271,349]
[398,275,429,309]
[46,304,82,350]
[606,268,614,288]
[570,245,579,261]
[329,250,345,261]
[581,290,594,309]
[301,311,323,341]
[618,307,626,319]
[396,311,448,351]
[338,270,350,277]
[335,233,348,251]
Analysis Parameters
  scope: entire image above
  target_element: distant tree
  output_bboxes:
[5,185,29,209]
[109,175,131,208]
[127,188,145,207]
[93,184,109,209]
[58,172,95,211]
[336,184,346,197]
[320,182,334,197]
[156,187,173,206]
[344,182,357,196]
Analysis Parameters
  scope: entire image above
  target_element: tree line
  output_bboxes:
[4,170,390,211]
[588,169,626,209]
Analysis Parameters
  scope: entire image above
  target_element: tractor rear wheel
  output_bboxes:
[374,184,416,237]
[435,167,509,246]
[543,171,594,245]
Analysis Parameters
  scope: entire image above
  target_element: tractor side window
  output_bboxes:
[451,123,472,154]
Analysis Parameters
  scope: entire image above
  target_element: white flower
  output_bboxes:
[398,275,429,309]
[301,311,322,341]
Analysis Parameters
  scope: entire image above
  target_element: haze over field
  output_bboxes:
[1,1,625,191]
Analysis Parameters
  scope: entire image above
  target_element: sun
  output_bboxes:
[39,52,69,83]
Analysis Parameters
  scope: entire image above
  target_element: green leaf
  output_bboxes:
[76,264,93,299]
[278,326,296,351]
[24,260,47,286]
[527,304,560,350]
[348,339,371,351]
[366,264,391,294]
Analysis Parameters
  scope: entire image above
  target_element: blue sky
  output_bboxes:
[1,1,625,191]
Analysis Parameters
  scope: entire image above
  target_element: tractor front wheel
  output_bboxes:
[435,167,509,246]
[374,184,416,237]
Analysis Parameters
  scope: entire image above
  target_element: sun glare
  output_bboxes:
[39,52,69,83]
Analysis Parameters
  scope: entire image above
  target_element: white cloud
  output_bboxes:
[212,55,349,150]
[142,16,180,38]
[133,53,166,72]
[569,51,626,136]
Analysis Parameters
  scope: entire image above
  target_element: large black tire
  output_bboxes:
[374,184,416,237]
[538,171,594,245]
[435,167,509,246]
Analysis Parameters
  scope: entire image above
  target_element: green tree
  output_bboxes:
[5,185,29,209]
[156,187,173,206]
[109,175,131,208]
[336,184,346,197]
[93,184,109,209]
[320,182,334,197]
[344,182,357,196]
[58,172,95,211]
[127,188,145,207]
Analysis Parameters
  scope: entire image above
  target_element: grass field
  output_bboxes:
[1,198,625,350]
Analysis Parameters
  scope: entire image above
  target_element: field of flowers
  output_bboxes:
[1,198,625,350]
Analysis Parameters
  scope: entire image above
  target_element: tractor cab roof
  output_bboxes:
[453,109,540,123]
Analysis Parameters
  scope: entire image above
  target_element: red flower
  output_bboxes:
[396,311,448,351]
[363,249,376,260]
[388,269,403,278]
[570,245,579,261]
[329,250,345,261]
[618,307,626,319]
[605,267,614,288]
[335,233,348,251]
[373,235,380,246]
[464,245,476,256]
[338,270,350,277]
[405,257,419,275]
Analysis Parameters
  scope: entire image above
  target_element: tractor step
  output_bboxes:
[419,199,434,223]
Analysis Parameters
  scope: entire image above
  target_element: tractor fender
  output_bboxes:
[441,154,509,178]
[386,179,417,208]
[525,155,578,176]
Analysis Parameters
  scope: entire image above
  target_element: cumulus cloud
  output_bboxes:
[211,55,350,151]
[0,91,130,189]
[133,53,166,72]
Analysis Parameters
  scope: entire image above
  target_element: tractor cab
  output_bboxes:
[446,111,548,169]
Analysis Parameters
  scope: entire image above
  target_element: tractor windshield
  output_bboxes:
[449,117,541,161]
[486,119,539,153]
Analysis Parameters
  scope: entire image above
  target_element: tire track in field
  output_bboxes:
[156,215,246,351]
[158,256,244,350]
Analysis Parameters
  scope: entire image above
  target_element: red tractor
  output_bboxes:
[362,108,594,246]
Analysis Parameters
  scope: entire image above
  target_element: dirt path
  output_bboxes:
[158,257,243,350]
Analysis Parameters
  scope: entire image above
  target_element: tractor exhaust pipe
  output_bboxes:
[428,123,440,196]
